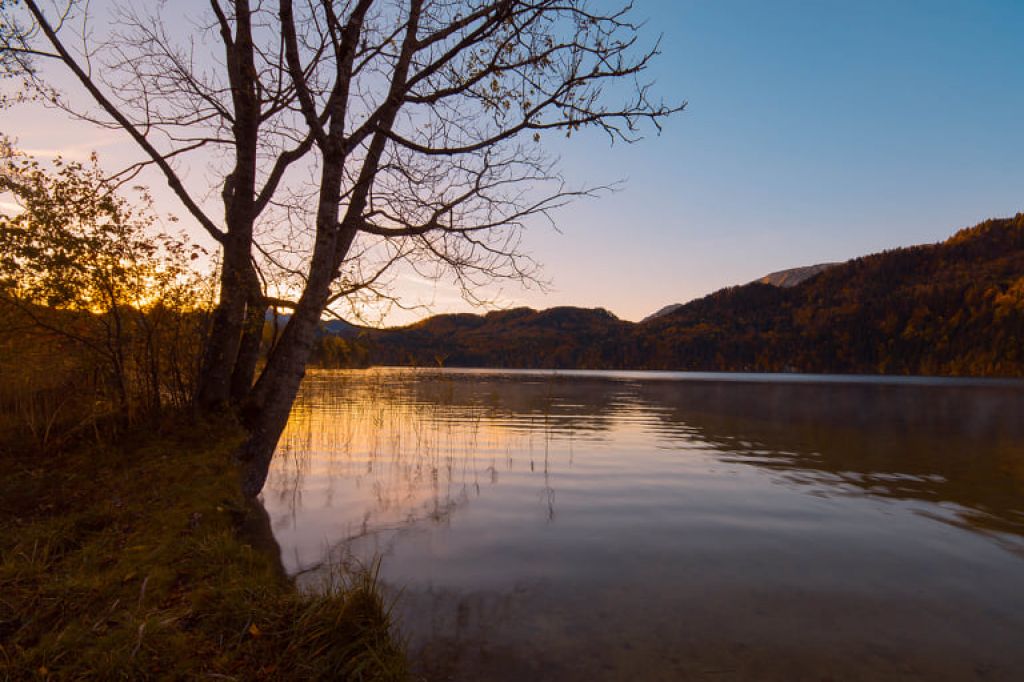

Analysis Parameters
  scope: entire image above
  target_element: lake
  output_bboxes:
[262,368,1024,681]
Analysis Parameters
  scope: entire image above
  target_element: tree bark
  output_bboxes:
[230,265,266,405]
[195,238,250,410]
[236,153,357,496]
[196,0,261,412]
[236,264,334,497]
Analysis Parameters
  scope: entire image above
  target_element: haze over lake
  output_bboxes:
[263,369,1024,681]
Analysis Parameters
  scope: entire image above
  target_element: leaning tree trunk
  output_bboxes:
[235,225,345,497]
[236,283,330,497]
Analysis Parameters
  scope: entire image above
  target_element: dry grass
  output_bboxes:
[0,417,408,680]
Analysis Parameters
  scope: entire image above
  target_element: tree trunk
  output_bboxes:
[230,266,266,405]
[195,239,250,410]
[198,2,261,411]
[235,208,354,497]
[236,283,329,497]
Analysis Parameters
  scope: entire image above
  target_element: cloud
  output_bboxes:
[6,112,127,161]
[0,200,24,215]
[20,138,118,162]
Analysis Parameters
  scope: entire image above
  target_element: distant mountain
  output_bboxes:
[313,214,1024,376]
[635,215,1024,375]
[267,311,361,339]
[321,318,359,338]
[351,306,629,369]
[642,263,838,323]
[757,262,838,288]
[640,303,684,323]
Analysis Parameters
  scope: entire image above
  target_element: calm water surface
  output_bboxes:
[263,368,1024,681]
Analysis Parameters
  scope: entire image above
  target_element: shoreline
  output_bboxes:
[0,418,407,680]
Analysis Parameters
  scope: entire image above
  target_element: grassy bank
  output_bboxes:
[0,419,407,680]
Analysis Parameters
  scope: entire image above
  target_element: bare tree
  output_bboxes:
[6,0,682,497]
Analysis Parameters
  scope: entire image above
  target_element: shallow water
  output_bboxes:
[263,368,1024,681]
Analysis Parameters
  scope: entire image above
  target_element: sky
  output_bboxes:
[4,0,1024,324]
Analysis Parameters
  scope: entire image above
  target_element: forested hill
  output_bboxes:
[314,214,1024,376]
[317,306,632,369]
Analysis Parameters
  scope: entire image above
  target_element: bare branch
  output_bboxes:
[21,0,226,244]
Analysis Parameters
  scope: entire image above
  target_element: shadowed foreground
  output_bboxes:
[0,419,406,680]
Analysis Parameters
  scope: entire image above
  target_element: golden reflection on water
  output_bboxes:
[264,369,1024,681]
[268,370,617,572]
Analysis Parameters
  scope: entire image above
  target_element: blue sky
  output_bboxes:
[516,0,1024,320]
[3,0,1023,323]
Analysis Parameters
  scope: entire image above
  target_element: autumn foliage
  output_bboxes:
[0,147,210,445]
[315,214,1024,377]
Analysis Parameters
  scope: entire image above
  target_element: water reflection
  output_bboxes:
[263,369,1024,681]
[638,380,1024,544]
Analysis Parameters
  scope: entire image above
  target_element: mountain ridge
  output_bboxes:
[757,262,839,288]
[641,262,840,323]
[311,214,1024,376]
